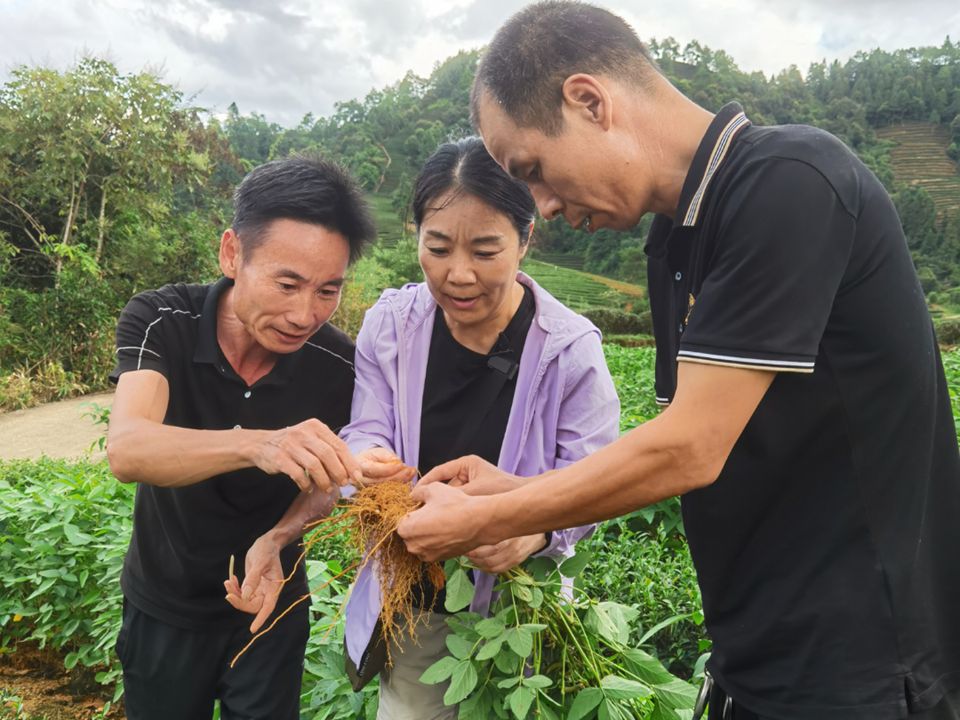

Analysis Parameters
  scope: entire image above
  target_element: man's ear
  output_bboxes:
[219,229,241,278]
[561,74,613,131]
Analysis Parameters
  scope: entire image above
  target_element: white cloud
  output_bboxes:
[0,0,955,124]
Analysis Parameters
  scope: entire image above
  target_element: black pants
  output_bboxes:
[116,599,309,720]
[706,682,960,720]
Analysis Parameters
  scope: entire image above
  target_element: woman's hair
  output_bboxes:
[412,137,536,244]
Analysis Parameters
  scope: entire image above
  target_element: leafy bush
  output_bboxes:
[936,316,960,346]
[0,459,133,699]
[372,235,422,291]
[583,308,652,336]
[299,559,377,720]
[0,360,87,412]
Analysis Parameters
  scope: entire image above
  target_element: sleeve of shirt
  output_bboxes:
[338,297,400,459]
[679,158,856,373]
[534,330,621,561]
[110,290,175,383]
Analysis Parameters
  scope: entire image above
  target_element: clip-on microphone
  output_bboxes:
[487,354,519,380]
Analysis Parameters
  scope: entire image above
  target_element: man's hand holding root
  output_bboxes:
[398,482,491,561]
[252,418,362,494]
[417,454,523,496]
[467,534,548,574]
[399,455,529,561]
[224,534,285,633]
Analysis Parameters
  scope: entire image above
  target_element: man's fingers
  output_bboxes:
[278,457,313,493]
[303,420,362,487]
[286,447,333,494]
[466,543,500,561]
[250,592,278,633]
[224,577,241,597]
[241,569,263,602]
[226,592,259,614]
[417,458,467,486]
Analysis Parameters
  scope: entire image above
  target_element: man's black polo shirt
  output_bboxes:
[110,277,355,629]
[646,102,960,719]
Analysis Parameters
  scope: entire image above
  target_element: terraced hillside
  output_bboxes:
[523,259,645,312]
[876,122,960,216]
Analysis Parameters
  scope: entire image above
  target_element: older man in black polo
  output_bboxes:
[398,3,960,720]
[107,156,379,719]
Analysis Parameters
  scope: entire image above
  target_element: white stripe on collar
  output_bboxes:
[682,112,750,227]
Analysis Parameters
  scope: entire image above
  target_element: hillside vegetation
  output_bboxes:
[3,39,960,408]
[877,122,960,216]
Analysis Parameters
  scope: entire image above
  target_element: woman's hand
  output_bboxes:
[356,446,417,486]
[466,533,548,574]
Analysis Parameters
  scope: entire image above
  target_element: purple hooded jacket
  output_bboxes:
[340,272,620,667]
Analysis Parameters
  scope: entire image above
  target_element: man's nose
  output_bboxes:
[531,185,563,221]
[288,291,319,328]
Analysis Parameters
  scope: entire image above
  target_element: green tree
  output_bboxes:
[0,58,230,406]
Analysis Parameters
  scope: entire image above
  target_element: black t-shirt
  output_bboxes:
[110,278,355,629]
[419,284,536,475]
[647,103,960,719]
[413,284,536,610]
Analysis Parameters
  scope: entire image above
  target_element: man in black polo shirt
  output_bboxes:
[397,3,960,719]
[107,156,377,719]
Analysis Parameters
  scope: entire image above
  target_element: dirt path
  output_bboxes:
[0,392,114,461]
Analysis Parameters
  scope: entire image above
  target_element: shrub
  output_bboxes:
[0,459,133,699]
[583,308,652,336]
[936,316,960,346]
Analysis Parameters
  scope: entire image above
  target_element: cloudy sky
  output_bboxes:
[1,0,958,126]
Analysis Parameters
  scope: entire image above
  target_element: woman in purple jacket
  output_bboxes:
[341,137,620,719]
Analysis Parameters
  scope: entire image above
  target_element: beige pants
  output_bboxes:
[377,611,459,720]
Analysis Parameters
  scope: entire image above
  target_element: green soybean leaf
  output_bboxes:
[476,616,505,639]
[529,586,545,608]
[600,675,653,701]
[514,583,534,603]
[445,633,474,660]
[494,647,519,674]
[509,686,535,720]
[444,569,475,612]
[653,678,698,710]
[585,602,638,646]
[523,674,552,689]
[567,688,604,720]
[476,635,505,661]
[559,549,593,577]
[443,659,478,705]
[497,676,521,689]
[420,656,458,684]
[506,627,533,658]
[650,704,682,720]
[540,703,562,720]
[525,555,557,581]
[622,648,677,685]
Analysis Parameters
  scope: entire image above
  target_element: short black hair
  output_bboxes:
[231,155,375,264]
[471,1,659,136]
[412,137,536,244]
